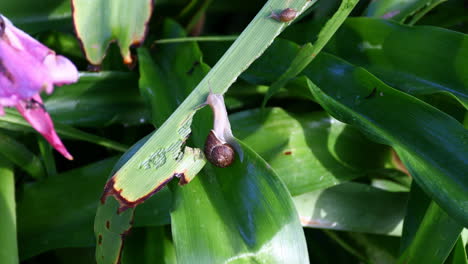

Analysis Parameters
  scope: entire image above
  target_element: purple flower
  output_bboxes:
[0,14,79,160]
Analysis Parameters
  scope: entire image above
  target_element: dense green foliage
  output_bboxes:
[0,0,467,263]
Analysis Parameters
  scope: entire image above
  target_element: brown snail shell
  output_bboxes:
[270,8,298,22]
[204,130,235,168]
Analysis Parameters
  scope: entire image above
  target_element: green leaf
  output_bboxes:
[364,0,447,23]
[399,183,462,264]
[121,227,176,264]
[0,0,72,33]
[102,0,316,224]
[447,236,468,264]
[398,201,463,264]
[37,136,57,177]
[322,230,370,263]
[326,18,468,109]
[304,52,468,225]
[348,233,400,264]
[17,157,171,260]
[371,172,411,193]
[262,0,359,106]
[95,18,215,263]
[0,109,128,152]
[171,142,309,264]
[243,37,467,224]
[44,72,149,127]
[96,3,314,261]
[0,131,45,179]
[138,17,308,264]
[177,0,214,33]
[94,133,174,264]
[138,20,210,127]
[400,182,431,252]
[294,182,406,236]
[0,160,18,264]
[230,107,389,195]
[71,0,153,65]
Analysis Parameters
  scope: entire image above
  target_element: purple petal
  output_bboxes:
[43,54,79,87]
[16,95,73,160]
[0,40,52,103]
[0,14,78,160]
[2,15,50,58]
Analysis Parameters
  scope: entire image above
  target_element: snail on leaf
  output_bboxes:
[199,91,243,168]
[269,8,298,22]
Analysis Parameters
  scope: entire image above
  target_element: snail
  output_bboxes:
[201,92,243,168]
[269,8,298,22]
[204,130,235,168]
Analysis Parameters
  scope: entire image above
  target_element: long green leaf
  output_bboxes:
[448,236,468,264]
[230,107,389,195]
[398,201,463,264]
[0,160,18,264]
[0,131,45,179]
[262,0,359,106]
[17,157,170,260]
[365,0,446,23]
[121,227,176,264]
[348,233,400,264]
[138,20,211,127]
[244,37,468,225]
[294,182,406,236]
[326,18,468,109]
[0,0,72,33]
[100,0,316,223]
[95,18,215,263]
[400,182,431,252]
[134,18,309,264]
[0,109,128,152]
[44,72,148,127]
[171,142,309,264]
[304,53,468,225]
[94,133,175,264]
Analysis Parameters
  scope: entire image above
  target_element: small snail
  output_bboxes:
[201,92,243,168]
[204,130,235,168]
[269,8,298,22]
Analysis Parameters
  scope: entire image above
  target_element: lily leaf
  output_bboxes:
[44,72,149,127]
[294,182,406,236]
[398,201,462,264]
[243,37,468,225]
[262,0,359,106]
[326,18,468,109]
[171,142,309,264]
[0,0,72,33]
[0,131,45,179]
[17,157,170,260]
[365,0,446,23]
[304,52,468,225]
[0,159,18,264]
[98,0,316,238]
[135,17,310,263]
[71,0,153,65]
[0,109,128,152]
[230,107,389,195]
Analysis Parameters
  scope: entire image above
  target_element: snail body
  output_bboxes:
[269,8,298,22]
